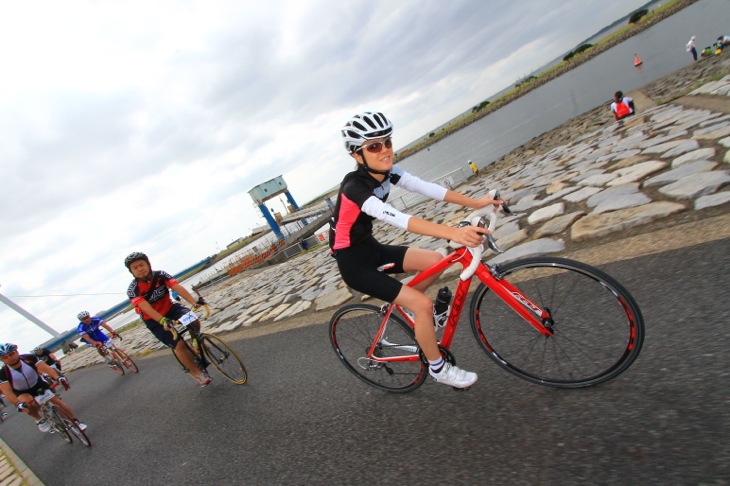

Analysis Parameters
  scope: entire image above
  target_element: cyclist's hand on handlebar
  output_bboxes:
[159,316,171,330]
[17,401,32,413]
[451,225,488,248]
[474,194,506,210]
[110,332,119,339]
[58,377,70,390]
[195,297,207,306]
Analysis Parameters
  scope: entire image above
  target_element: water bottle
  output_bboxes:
[433,287,452,329]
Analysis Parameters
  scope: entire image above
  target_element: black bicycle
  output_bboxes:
[168,305,247,385]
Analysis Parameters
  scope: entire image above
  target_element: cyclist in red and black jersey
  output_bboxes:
[124,252,211,386]
[332,111,503,389]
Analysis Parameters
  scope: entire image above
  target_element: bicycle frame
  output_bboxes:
[376,245,554,365]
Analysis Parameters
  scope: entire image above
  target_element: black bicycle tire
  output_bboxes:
[48,407,72,444]
[329,303,428,393]
[470,256,644,388]
[200,334,247,384]
[115,348,139,373]
[55,407,91,447]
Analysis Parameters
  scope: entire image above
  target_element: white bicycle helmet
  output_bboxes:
[77,311,90,320]
[341,111,393,154]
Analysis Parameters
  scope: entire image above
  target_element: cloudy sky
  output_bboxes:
[1,0,653,351]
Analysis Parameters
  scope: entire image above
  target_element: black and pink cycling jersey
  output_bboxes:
[329,164,446,251]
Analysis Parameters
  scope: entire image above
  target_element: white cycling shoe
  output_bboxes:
[429,363,478,388]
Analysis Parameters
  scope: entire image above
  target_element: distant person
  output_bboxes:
[718,35,730,47]
[124,252,211,387]
[468,160,479,177]
[33,347,62,374]
[686,36,698,61]
[0,343,82,433]
[332,111,503,389]
[610,91,635,122]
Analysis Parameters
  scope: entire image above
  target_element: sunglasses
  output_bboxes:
[360,138,392,154]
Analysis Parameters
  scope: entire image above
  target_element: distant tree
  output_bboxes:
[563,52,575,62]
[429,132,435,138]
[471,100,490,113]
[574,43,592,54]
[629,9,648,24]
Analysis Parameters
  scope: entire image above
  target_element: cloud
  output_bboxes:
[0,0,652,352]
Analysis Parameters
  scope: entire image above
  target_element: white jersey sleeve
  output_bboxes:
[361,196,411,230]
[392,166,448,201]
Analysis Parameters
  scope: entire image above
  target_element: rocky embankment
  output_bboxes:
[61,58,730,373]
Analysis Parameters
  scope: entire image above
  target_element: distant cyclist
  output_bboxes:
[33,346,63,374]
[0,343,85,433]
[124,252,211,387]
[77,311,118,365]
[332,111,502,389]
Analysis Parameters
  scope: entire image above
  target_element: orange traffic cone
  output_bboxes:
[634,53,643,67]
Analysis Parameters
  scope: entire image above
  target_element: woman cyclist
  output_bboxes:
[331,111,502,389]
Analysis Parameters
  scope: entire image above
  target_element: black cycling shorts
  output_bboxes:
[335,237,408,303]
[143,303,195,348]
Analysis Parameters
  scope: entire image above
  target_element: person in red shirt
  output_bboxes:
[610,91,635,121]
[124,252,211,386]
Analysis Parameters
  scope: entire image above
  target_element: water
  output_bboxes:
[397,0,730,182]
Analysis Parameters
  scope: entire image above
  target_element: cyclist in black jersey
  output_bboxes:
[331,111,503,389]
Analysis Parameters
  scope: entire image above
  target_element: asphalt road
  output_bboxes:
[0,239,728,485]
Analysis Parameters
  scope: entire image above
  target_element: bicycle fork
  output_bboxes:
[476,265,555,336]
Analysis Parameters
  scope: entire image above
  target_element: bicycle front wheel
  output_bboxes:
[470,256,644,388]
[329,304,427,393]
[48,408,72,444]
[200,334,247,384]
[55,407,91,447]
[115,349,139,373]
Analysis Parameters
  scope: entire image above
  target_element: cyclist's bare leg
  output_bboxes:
[173,340,204,375]
[402,248,444,292]
[50,396,79,421]
[393,285,440,360]
[397,247,448,360]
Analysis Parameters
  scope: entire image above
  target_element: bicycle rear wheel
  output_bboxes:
[55,407,91,447]
[115,349,139,373]
[329,304,427,393]
[200,334,247,384]
[470,256,644,388]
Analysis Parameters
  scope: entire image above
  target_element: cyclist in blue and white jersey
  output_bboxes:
[77,311,118,364]
[331,111,503,389]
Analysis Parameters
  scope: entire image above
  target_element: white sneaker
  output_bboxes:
[37,418,51,433]
[429,363,478,388]
[74,420,87,431]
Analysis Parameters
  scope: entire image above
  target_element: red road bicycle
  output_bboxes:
[329,191,645,393]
